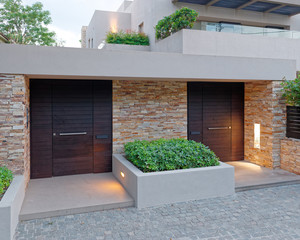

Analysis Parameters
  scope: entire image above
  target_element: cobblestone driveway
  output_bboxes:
[16,185,300,240]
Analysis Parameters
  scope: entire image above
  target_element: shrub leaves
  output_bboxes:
[124,138,220,173]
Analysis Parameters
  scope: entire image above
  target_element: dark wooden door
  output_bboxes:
[52,80,94,176]
[203,84,232,161]
[30,80,112,179]
[188,82,244,162]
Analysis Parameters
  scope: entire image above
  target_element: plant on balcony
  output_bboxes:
[124,138,219,173]
[155,7,198,40]
[281,76,300,106]
[0,166,13,199]
[106,30,150,46]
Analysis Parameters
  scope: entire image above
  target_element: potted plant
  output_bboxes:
[282,76,300,139]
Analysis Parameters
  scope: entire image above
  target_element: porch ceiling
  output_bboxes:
[173,0,300,16]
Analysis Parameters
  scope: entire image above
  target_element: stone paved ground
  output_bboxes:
[16,185,300,240]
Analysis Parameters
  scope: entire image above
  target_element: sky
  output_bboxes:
[23,0,124,48]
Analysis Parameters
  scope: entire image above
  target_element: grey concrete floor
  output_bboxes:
[20,161,300,222]
[20,173,134,220]
[228,161,300,190]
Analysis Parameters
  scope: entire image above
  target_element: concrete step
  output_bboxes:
[235,179,300,192]
[19,173,135,221]
[20,199,134,221]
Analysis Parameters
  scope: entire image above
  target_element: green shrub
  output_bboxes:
[281,76,300,106]
[155,7,198,40]
[106,31,150,46]
[124,138,219,173]
[0,166,13,198]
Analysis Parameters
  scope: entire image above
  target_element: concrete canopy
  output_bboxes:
[0,44,296,81]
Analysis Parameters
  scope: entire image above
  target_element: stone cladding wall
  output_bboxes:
[113,80,187,153]
[281,138,300,174]
[0,74,30,184]
[244,81,286,168]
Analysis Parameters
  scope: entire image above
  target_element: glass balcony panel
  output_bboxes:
[195,21,300,39]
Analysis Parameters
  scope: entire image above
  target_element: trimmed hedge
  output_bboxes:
[106,31,150,46]
[124,138,219,173]
[155,7,198,40]
[0,166,13,198]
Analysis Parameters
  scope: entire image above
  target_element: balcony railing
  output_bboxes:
[193,22,300,39]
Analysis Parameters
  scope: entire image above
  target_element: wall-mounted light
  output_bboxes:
[254,124,260,149]
[120,172,125,178]
[110,19,118,33]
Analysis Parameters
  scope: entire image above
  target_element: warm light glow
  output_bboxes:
[110,19,118,33]
[120,172,125,178]
[254,124,260,149]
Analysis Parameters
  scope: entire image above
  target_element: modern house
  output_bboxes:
[81,0,300,173]
[0,1,300,233]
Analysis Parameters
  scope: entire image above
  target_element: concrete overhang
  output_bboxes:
[173,0,300,16]
[0,44,296,81]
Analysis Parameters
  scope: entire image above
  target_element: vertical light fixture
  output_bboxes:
[254,124,260,149]
[110,19,118,33]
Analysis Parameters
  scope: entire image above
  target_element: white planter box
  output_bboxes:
[113,154,235,208]
[102,43,150,52]
[0,175,25,240]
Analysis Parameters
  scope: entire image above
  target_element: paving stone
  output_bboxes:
[15,184,300,240]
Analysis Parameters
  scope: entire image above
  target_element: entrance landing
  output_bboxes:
[20,173,134,221]
[228,161,300,191]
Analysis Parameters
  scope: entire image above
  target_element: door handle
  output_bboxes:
[59,132,87,136]
[208,127,231,130]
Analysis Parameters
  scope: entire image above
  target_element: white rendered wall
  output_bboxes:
[86,10,131,49]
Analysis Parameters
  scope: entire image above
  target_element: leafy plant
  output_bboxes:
[155,7,198,40]
[124,138,219,173]
[106,30,149,46]
[0,0,59,46]
[281,76,300,106]
[0,166,13,198]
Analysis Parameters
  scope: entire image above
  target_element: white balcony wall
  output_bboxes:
[155,29,300,70]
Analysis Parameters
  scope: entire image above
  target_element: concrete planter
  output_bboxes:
[113,154,235,208]
[102,43,150,52]
[0,176,26,240]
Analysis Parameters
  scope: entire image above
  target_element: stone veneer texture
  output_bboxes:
[0,74,30,184]
[281,138,300,174]
[113,80,187,153]
[244,81,286,169]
